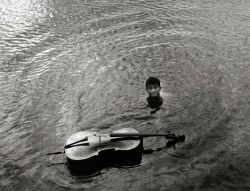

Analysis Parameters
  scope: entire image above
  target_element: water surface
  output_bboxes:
[0,0,250,190]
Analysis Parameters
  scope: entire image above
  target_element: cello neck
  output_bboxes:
[110,132,175,139]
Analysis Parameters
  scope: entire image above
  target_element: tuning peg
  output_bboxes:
[166,140,176,149]
[178,135,185,143]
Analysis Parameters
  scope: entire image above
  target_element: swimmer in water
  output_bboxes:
[146,77,163,114]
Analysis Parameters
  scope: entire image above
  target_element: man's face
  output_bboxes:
[146,84,161,97]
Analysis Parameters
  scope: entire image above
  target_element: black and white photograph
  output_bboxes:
[0,0,250,190]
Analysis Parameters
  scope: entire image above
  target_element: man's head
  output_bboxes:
[146,77,161,97]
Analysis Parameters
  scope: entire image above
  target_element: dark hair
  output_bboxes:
[146,77,161,88]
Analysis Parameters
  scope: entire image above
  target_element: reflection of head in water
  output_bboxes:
[146,77,163,109]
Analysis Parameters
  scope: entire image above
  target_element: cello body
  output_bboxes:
[65,128,143,174]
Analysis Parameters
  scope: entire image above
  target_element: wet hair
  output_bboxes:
[146,77,161,88]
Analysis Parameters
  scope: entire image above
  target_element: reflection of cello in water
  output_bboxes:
[47,128,185,175]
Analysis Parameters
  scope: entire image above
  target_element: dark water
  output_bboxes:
[1,0,250,190]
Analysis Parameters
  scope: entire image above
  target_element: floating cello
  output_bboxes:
[60,128,185,174]
[47,128,185,174]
